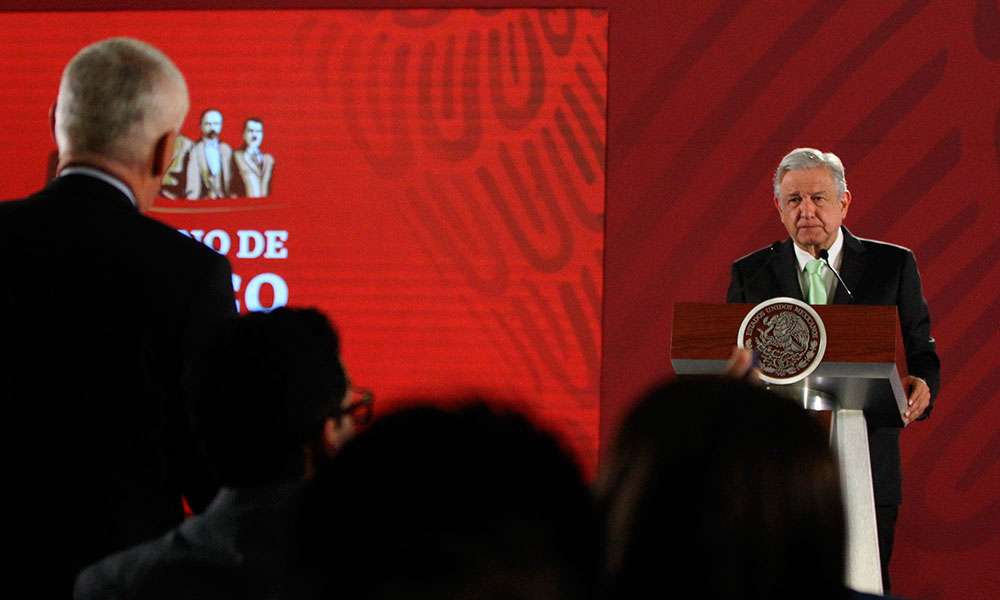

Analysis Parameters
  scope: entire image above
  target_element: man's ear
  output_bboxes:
[49,103,58,142]
[151,130,177,178]
[839,189,852,217]
[320,416,352,458]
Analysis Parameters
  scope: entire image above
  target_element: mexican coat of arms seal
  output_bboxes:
[737,297,827,384]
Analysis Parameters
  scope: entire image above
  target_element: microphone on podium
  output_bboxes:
[818,248,855,304]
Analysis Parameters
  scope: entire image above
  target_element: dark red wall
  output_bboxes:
[600,3,1000,598]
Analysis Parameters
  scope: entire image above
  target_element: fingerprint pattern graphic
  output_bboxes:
[298,9,607,468]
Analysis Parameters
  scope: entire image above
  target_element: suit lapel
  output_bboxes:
[833,227,865,305]
[194,142,208,171]
[243,151,263,177]
[771,239,805,301]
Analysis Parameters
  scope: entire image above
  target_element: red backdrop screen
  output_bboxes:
[0,9,607,471]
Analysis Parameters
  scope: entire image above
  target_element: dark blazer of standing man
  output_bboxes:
[727,148,939,593]
[0,38,236,598]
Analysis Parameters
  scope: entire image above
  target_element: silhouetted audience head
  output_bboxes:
[295,400,599,600]
[598,376,845,600]
[185,307,348,487]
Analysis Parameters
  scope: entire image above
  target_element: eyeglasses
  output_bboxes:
[339,388,374,426]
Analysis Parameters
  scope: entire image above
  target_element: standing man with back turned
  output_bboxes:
[0,38,236,597]
[727,147,940,592]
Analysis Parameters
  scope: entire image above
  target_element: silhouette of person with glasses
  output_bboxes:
[75,307,371,600]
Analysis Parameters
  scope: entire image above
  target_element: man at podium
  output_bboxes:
[726,147,940,592]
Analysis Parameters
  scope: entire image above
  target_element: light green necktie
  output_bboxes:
[805,258,827,305]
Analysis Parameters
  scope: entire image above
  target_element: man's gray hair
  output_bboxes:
[773,148,848,198]
[55,37,189,168]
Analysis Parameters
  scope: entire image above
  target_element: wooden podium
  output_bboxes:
[671,302,910,595]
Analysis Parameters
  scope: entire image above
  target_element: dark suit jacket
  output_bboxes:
[0,173,236,597]
[727,227,940,506]
[74,483,302,600]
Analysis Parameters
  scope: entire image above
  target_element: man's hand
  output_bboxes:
[902,375,931,424]
[724,346,759,381]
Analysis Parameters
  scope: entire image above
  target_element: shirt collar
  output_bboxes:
[793,226,844,271]
[58,165,138,208]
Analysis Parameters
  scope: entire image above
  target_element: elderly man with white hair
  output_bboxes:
[727,147,940,593]
[0,37,236,598]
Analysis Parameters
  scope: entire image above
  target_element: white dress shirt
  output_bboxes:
[793,227,844,302]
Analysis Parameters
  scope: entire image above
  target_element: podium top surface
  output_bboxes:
[671,302,908,427]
